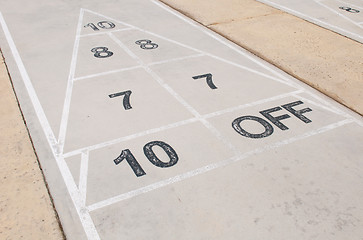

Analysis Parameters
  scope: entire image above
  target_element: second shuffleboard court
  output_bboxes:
[0,0,363,239]
[256,0,363,43]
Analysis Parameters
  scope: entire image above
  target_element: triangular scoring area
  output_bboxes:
[73,10,141,79]
[80,10,132,36]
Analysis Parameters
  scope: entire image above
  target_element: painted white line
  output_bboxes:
[291,93,343,116]
[85,8,296,89]
[254,0,363,41]
[148,53,205,66]
[63,117,200,158]
[206,53,301,89]
[304,91,351,118]
[58,9,84,152]
[204,90,304,119]
[79,151,90,205]
[80,27,134,37]
[314,0,363,29]
[151,0,303,87]
[87,118,354,211]
[73,65,142,81]
[0,11,100,239]
[0,12,58,153]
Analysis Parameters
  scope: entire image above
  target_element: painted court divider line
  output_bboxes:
[58,9,84,153]
[79,151,90,205]
[80,27,134,37]
[87,118,354,212]
[0,11,101,240]
[73,65,142,81]
[73,53,204,81]
[62,118,200,158]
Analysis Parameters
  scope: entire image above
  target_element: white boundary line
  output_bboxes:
[254,0,363,42]
[58,9,84,152]
[73,53,204,81]
[0,11,100,240]
[87,118,354,211]
[73,65,142,81]
[80,27,134,37]
[204,90,304,119]
[79,151,90,205]
[63,117,199,158]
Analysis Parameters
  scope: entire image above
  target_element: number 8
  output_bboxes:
[91,47,113,58]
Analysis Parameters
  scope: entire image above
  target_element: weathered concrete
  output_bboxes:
[160,0,363,115]
[0,0,362,239]
[0,52,64,239]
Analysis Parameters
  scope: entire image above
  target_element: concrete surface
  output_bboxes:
[0,52,64,239]
[161,0,363,115]
[0,0,362,239]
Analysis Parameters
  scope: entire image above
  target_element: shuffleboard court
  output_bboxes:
[256,0,363,43]
[0,0,363,239]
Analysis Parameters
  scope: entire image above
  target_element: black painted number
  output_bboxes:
[135,39,158,50]
[143,141,178,168]
[91,47,113,58]
[192,73,217,89]
[85,21,116,31]
[114,149,146,177]
[339,6,360,13]
[109,90,132,110]
[113,141,178,177]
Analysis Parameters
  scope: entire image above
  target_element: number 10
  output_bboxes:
[113,141,178,177]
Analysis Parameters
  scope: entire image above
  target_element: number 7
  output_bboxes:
[192,73,217,89]
[109,90,132,110]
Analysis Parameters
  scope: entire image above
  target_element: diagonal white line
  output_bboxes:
[204,90,304,119]
[62,117,199,158]
[73,65,142,81]
[80,27,134,37]
[58,9,84,152]
[87,118,354,211]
